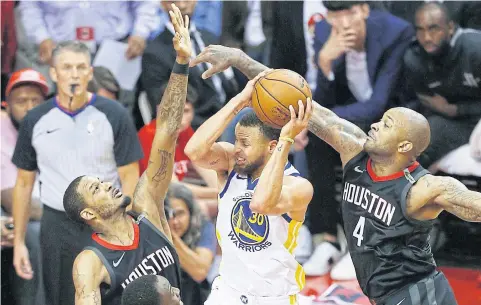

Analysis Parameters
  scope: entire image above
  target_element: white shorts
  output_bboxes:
[204,277,300,305]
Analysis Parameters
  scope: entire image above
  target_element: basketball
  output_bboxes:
[251,69,312,129]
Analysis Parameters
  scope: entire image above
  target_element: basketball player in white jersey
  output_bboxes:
[185,73,314,305]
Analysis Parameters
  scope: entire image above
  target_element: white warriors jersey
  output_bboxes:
[216,162,306,297]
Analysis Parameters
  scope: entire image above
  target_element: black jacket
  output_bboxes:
[404,28,481,119]
[141,26,238,129]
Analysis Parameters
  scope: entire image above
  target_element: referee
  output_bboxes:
[11,41,143,305]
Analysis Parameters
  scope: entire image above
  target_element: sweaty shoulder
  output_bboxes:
[74,249,104,270]
[405,174,444,220]
[73,249,107,282]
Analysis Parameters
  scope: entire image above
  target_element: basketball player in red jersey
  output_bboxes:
[190,45,481,305]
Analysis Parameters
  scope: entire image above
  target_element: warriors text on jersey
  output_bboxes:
[84,212,181,305]
[216,162,306,296]
[342,152,436,302]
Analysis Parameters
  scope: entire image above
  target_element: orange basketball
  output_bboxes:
[251,69,312,129]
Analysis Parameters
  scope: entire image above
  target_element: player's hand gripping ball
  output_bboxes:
[251,69,312,129]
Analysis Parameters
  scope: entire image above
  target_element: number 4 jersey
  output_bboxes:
[342,152,436,301]
[216,162,305,297]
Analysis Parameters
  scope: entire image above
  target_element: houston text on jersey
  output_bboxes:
[342,182,396,226]
[121,246,175,289]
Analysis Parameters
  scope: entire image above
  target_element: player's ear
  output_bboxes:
[80,208,96,221]
[398,141,413,153]
[268,140,278,154]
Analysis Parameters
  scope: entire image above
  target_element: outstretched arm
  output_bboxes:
[431,176,481,222]
[132,4,191,240]
[190,45,268,80]
[308,102,367,166]
[191,45,367,166]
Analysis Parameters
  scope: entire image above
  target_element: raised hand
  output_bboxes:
[280,98,313,140]
[169,4,192,62]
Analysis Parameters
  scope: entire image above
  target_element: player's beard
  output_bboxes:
[234,155,265,176]
[97,196,132,219]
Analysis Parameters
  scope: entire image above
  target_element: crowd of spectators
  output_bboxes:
[1,1,480,305]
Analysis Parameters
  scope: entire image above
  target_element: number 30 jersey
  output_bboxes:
[341,152,436,301]
[216,162,305,297]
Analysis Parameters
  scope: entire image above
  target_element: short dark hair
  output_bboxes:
[63,176,87,223]
[121,275,162,305]
[88,66,120,98]
[416,2,453,23]
[51,41,91,66]
[238,111,281,141]
[323,1,367,11]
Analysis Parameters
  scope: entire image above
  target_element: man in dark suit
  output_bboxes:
[141,0,238,130]
[300,1,414,280]
[221,0,272,63]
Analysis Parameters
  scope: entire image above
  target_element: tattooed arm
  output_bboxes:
[131,4,191,239]
[73,250,108,305]
[408,175,481,222]
[191,45,367,167]
[308,102,367,166]
[431,176,481,222]
[190,45,268,80]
